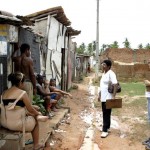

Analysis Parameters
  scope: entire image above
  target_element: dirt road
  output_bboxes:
[50,73,146,150]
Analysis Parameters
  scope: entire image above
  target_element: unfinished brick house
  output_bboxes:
[100,48,150,81]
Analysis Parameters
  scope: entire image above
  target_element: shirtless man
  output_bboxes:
[11,43,36,102]
[48,79,73,110]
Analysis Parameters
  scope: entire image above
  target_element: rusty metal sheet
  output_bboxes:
[0,25,7,36]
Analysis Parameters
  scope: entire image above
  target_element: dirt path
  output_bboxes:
[50,73,146,150]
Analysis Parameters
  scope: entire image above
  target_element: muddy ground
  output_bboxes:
[48,73,148,150]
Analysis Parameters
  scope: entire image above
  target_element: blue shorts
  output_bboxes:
[50,94,57,99]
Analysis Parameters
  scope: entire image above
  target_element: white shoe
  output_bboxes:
[101,132,108,138]
[100,128,111,133]
[107,128,111,133]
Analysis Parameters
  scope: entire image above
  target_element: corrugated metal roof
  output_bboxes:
[26,6,81,36]
[66,26,81,36]
[0,10,13,17]
[0,10,22,26]
[26,6,71,26]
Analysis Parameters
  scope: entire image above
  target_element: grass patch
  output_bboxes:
[118,82,145,97]
[112,82,148,141]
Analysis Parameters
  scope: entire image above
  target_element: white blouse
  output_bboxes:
[100,70,118,102]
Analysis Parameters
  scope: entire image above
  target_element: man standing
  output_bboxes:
[11,43,36,102]
[143,61,150,150]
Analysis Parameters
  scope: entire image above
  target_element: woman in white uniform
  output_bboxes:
[98,59,118,138]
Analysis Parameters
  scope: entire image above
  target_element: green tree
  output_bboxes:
[100,44,107,53]
[145,43,150,49]
[106,44,111,49]
[110,41,119,48]
[84,41,96,55]
[87,43,93,55]
[76,43,86,54]
[93,41,96,52]
[138,43,143,49]
[123,38,131,48]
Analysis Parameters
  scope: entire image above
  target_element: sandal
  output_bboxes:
[25,139,33,145]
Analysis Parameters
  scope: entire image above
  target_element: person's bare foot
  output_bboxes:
[55,104,61,109]
[52,107,58,112]
[36,115,48,122]
[33,144,44,150]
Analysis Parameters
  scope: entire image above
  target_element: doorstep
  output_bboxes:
[25,107,70,149]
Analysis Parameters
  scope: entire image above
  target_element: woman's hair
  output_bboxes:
[103,59,112,67]
[8,72,25,86]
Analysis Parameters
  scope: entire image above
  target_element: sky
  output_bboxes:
[1,0,150,48]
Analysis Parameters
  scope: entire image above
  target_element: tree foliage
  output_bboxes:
[123,38,131,48]
[110,41,119,48]
[145,43,150,49]
[76,38,150,56]
[87,43,93,55]
[77,41,96,56]
[86,41,96,55]
[76,42,86,54]
[100,44,107,53]
[138,43,143,49]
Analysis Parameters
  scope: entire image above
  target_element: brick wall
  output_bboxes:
[114,62,150,81]
[100,48,150,63]
[100,48,150,81]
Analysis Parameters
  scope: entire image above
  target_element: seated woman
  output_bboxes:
[36,74,58,118]
[1,72,48,150]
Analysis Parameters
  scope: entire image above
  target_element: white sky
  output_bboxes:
[1,0,150,48]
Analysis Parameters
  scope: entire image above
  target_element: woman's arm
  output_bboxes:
[22,92,41,116]
[110,71,118,99]
[112,84,117,99]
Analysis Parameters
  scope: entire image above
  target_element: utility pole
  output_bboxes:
[95,0,99,79]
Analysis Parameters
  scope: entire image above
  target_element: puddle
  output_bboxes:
[55,129,66,133]
[79,127,100,150]
[79,78,100,150]
[50,140,56,146]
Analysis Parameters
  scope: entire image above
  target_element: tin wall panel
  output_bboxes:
[18,28,41,73]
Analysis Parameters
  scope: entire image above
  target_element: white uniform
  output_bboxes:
[100,70,118,102]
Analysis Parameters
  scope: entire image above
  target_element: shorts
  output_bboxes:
[50,94,57,99]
